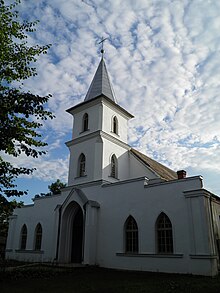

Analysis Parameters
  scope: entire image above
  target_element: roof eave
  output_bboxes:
[66,94,134,118]
[130,148,178,181]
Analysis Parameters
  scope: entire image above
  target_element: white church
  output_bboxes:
[6,56,220,276]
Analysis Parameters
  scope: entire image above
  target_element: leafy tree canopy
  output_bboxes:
[0,194,23,237]
[35,179,66,198]
[48,179,66,195]
[0,0,54,198]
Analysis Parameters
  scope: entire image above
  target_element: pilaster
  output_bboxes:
[83,201,100,265]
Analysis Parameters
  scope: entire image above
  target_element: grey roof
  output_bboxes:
[84,58,116,103]
[130,148,178,181]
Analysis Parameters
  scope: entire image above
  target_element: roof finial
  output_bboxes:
[99,37,108,58]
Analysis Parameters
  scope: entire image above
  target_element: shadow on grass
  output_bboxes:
[0,264,220,293]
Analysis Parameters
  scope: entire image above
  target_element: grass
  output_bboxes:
[0,265,220,293]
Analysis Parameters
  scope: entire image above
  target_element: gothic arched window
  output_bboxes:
[156,213,173,253]
[125,216,138,253]
[110,154,117,178]
[20,224,27,250]
[112,116,118,134]
[34,223,42,251]
[82,113,89,132]
[78,153,86,177]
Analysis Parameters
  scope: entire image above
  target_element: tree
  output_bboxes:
[48,179,66,195]
[0,195,23,237]
[0,0,54,198]
[34,179,66,198]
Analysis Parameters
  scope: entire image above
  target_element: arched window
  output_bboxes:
[34,223,42,251]
[110,154,117,178]
[20,224,27,250]
[125,216,138,253]
[78,153,86,177]
[82,113,89,132]
[156,213,173,253]
[112,116,118,134]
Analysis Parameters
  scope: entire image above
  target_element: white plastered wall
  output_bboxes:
[6,195,64,262]
[102,100,129,143]
[71,102,102,140]
[67,136,103,185]
[82,176,218,276]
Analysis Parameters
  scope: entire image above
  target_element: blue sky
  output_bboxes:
[3,0,220,203]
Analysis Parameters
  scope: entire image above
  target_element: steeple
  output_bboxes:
[66,52,134,187]
[84,58,116,103]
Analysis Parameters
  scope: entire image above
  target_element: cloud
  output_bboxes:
[3,0,220,196]
[2,151,69,183]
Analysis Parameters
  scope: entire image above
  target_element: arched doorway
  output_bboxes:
[59,201,84,263]
[71,207,83,263]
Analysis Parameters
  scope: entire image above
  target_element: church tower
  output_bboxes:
[66,57,134,186]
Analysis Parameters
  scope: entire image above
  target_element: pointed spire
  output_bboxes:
[84,58,117,103]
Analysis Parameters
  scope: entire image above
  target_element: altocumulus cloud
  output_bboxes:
[5,0,220,197]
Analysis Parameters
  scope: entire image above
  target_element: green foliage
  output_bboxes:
[34,180,66,198]
[0,0,54,198]
[0,195,23,237]
[48,179,66,195]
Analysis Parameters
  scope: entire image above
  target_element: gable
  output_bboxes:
[130,148,177,181]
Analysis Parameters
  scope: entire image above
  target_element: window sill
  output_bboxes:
[108,176,119,181]
[75,175,87,179]
[116,253,183,258]
[80,129,90,134]
[15,249,44,254]
[110,131,120,137]
[190,254,217,259]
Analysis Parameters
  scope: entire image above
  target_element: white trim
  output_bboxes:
[116,253,183,258]
[66,130,130,150]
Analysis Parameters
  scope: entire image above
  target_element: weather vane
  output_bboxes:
[98,37,108,57]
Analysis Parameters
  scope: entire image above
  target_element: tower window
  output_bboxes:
[125,216,138,253]
[156,213,173,253]
[20,224,27,250]
[78,153,86,177]
[110,154,117,178]
[112,116,118,134]
[82,113,89,132]
[34,223,42,251]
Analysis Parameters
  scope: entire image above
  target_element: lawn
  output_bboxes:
[0,264,220,293]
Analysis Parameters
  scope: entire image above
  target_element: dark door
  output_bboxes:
[71,208,83,263]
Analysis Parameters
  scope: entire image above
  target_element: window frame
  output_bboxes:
[112,116,118,135]
[78,153,86,177]
[110,154,117,178]
[156,213,173,254]
[34,223,42,251]
[20,224,27,250]
[124,216,139,254]
[82,113,89,132]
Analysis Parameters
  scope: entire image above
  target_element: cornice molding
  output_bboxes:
[183,188,210,198]
[67,95,133,119]
[66,130,130,150]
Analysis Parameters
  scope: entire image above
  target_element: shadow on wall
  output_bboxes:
[0,236,7,259]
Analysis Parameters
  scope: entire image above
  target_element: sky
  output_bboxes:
[3,0,220,203]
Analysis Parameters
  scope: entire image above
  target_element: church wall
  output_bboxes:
[211,199,220,262]
[81,176,218,275]
[102,137,129,181]
[101,138,163,183]
[68,136,102,185]
[212,199,220,239]
[71,102,102,140]
[6,176,218,275]
[129,152,160,180]
[6,194,64,263]
[102,101,128,143]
